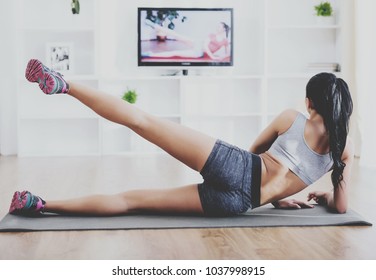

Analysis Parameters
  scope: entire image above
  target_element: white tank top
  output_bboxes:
[268,113,333,185]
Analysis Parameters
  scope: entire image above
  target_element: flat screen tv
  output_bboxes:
[138,8,233,67]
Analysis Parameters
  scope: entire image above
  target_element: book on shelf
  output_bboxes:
[307,63,341,72]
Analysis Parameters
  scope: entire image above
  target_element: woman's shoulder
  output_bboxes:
[278,109,301,120]
[273,109,301,134]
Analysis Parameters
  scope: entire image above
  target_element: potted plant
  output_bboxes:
[122,89,138,104]
[314,2,335,25]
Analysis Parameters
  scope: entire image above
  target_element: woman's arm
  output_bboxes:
[272,199,314,209]
[203,37,230,60]
[224,45,230,57]
[308,137,354,213]
[249,109,298,154]
[203,38,219,60]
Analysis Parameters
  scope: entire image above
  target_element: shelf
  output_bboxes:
[100,74,264,82]
[179,75,264,81]
[268,25,340,30]
[267,27,340,74]
[185,113,262,119]
[101,75,182,81]
[20,27,96,32]
[267,0,340,28]
[266,72,341,79]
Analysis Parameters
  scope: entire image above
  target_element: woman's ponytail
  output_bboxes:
[221,22,230,38]
[306,73,353,189]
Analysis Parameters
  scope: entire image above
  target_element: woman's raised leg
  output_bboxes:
[67,82,216,172]
[25,59,216,172]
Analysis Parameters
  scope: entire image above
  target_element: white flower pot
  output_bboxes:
[316,16,335,25]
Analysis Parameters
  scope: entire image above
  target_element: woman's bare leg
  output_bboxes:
[145,19,194,44]
[67,82,216,172]
[44,184,204,215]
[20,60,213,216]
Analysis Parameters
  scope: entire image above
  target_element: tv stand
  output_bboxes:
[162,69,189,77]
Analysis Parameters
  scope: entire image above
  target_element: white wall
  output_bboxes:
[0,0,18,155]
[355,0,376,168]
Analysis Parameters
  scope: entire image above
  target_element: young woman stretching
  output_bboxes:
[142,21,231,61]
[9,59,353,217]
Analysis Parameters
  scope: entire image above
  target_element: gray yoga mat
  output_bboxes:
[0,205,371,232]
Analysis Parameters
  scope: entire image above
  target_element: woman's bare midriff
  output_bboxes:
[258,151,307,206]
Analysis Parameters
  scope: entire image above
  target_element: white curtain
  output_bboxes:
[355,0,376,168]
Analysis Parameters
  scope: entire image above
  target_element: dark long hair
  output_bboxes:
[306,73,353,189]
[220,22,230,38]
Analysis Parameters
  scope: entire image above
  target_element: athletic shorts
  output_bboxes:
[198,140,261,216]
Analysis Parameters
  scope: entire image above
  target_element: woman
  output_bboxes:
[9,59,353,216]
[142,21,231,61]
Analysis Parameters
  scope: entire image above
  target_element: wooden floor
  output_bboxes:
[0,154,375,260]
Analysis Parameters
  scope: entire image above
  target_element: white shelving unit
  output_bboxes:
[16,0,348,156]
[264,0,343,125]
[16,0,100,156]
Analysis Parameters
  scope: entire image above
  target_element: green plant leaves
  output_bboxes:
[314,2,333,17]
[122,89,138,104]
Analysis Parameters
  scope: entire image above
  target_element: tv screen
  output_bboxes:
[138,8,233,67]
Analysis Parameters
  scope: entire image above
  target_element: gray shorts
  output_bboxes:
[198,140,261,216]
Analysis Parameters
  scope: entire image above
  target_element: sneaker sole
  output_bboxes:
[25,59,57,94]
[25,59,44,83]
[9,191,26,214]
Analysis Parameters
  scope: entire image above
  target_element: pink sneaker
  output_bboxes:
[9,191,45,215]
[25,59,69,94]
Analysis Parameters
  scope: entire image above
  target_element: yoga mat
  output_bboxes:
[0,205,371,232]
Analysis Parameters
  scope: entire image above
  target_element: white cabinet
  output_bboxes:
[264,0,344,124]
[181,76,263,149]
[17,0,99,156]
[16,0,348,156]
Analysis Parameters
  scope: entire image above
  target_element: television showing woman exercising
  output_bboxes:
[138,8,233,67]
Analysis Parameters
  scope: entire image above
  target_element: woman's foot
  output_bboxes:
[25,59,69,94]
[9,191,46,215]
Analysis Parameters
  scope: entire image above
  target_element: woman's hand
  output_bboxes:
[307,191,330,206]
[273,199,314,209]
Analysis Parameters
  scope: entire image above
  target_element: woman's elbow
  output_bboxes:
[332,190,348,214]
[329,198,347,214]
[336,208,347,214]
[334,204,347,214]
